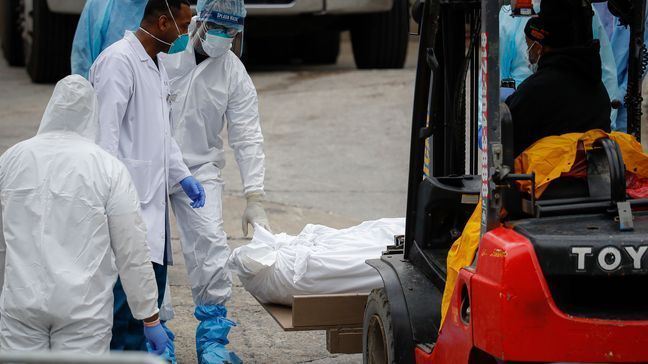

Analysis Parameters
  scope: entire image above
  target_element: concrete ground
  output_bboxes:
[0,33,418,363]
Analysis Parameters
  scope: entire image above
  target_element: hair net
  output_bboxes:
[37,75,98,140]
[197,0,246,31]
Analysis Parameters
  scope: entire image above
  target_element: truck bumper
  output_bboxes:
[247,0,393,16]
[325,0,393,14]
[46,0,394,17]
[46,0,85,14]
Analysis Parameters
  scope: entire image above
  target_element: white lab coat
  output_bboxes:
[90,31,191,264]
[0,76,158,353]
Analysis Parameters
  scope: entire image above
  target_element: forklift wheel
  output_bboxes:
[363,288,396,364]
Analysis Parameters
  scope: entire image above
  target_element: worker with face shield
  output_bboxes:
[89,0,206,353]
[0,75,167,354]
[159,0,269,362]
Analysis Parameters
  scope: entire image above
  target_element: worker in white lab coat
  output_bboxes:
[89,0,204,352]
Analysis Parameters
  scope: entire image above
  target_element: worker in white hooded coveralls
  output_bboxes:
[159,0,269,362]
[0,75,168,354]
[89,0,206,353]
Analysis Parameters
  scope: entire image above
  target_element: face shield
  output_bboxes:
[194,12,245,58]
[195,0,246,58]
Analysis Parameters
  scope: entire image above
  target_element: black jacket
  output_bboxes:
[505,44,611,156]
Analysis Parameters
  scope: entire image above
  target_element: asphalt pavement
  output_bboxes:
[0,33,418,363]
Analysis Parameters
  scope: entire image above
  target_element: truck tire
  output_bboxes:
[351,0,409,69]
[1,0,25,66]
[27,0,79,83]
[300,31,340,65]
[363,289,396,364]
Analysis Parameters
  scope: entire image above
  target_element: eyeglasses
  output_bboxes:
[204,23,239,38]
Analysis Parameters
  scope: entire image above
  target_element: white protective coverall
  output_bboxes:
[0,75,159,353]
[90,31,191,265]
[160,44,265,305]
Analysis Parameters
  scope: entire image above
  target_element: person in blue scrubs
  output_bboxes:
[610,5,648,132]
[70,0,147,79]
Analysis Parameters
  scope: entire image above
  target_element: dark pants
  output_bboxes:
[110,262,167,351]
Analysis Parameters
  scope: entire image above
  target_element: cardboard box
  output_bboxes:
[327,328,363,354]
[255,293,368,331]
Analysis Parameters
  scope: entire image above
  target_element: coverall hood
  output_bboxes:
[37,75,98,140]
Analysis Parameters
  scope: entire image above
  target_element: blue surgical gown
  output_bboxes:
[71,0,147,79]
[610,5,648,132]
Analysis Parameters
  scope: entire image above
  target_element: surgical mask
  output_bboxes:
[200,30,234,58]
[525,41,540,73]
[169,34,190,54]
[532,0,540,14]
[138,1,189,54]
[165,0,189,54]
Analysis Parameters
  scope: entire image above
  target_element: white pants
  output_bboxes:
[0,313,111,353]
[170,179,232,306]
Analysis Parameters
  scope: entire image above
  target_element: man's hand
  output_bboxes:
[242,192,270,236]
[180,176,205,208]
[143,315,168,356]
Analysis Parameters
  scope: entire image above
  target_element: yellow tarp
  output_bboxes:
[440,130,648,326]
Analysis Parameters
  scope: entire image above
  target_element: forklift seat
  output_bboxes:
[501,102,627,214]
[519,137,628,217]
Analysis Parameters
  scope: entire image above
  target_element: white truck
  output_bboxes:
[0,0,410,83]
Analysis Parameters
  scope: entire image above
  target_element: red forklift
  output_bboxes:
[362,0,648,363]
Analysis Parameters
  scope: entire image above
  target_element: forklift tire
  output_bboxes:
[363,288,396,364]
[350,0,409,69]
[1,0,25,67]
[300,31,340,65]
[27,0,78,83]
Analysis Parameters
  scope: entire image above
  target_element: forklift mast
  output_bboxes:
[480,0,503,234]
[404,0,481,256]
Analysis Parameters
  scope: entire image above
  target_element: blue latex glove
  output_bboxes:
[144,321,169,356]
[146,322,177,363]
[180,176,206,208]
[500,86,515,102]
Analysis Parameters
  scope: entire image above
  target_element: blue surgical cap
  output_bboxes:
[197,0,246,31]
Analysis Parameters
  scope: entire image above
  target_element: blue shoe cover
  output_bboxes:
[195,305,242,364]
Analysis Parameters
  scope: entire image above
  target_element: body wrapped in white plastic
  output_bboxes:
[228,218,405,306]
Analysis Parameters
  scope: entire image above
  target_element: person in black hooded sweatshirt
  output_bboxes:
[505,0,612,156]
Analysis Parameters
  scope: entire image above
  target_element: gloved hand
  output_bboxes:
[180,176,205,208]
[143,319,169,356]
[242,192,270,237]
